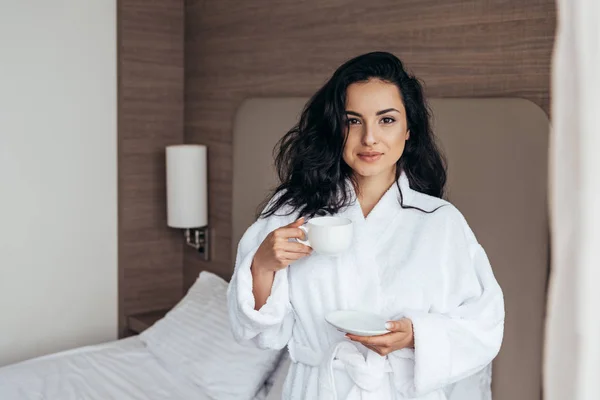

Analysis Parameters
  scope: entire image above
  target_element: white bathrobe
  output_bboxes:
[227,173,505,400]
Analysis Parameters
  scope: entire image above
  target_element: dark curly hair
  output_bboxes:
[260,51,447,219]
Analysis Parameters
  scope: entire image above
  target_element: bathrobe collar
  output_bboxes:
[345,169,415,223]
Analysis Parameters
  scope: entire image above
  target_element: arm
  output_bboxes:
[227,216,310,350]
[251,266,276,311]
[392,214,505,397]
[397,244,504,396]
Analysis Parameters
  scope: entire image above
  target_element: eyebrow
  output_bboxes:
[345,108,400,117]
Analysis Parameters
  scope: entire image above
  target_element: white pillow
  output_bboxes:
[140,271,282,400]
[265,351,291,400]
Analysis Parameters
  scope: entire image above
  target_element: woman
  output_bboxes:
[227,52,504,400]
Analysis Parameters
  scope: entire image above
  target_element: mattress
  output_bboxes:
[0,337,212,400]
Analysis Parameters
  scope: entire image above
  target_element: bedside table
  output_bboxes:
[127,309,170,334]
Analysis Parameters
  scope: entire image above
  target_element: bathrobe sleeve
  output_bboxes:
[390,207,505,397]
[227,212,295,350]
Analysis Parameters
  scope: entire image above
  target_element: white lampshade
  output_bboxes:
[166,144,208,228]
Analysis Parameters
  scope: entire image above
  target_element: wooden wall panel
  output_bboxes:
[118,0,185,337]
[183,0,556,287]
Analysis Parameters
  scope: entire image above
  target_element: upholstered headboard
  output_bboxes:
[232,97,549,400]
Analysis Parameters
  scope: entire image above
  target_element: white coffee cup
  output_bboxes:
[296,216,353,256]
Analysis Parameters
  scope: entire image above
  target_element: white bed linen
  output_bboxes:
[0,336,212,400]
[140,272,281,400]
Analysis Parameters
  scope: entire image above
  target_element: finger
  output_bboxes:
[282,251,311,262]
[285,217,305,228]
[356,332,398,347]
[275,227,305,240]
[347,331,388,342]
[280,241,312,254]
[347,332,401,344]
[345,334,371,345]
[385,319,410,333]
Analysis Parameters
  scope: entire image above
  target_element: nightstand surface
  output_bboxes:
[127,309,169,334]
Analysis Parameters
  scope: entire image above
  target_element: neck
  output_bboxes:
[354,169,397,217]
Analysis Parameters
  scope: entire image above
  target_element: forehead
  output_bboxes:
[345,79,404,111]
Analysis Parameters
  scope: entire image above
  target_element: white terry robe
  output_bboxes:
[227,172,505,400]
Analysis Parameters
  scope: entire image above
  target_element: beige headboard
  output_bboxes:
[232,97,549,400]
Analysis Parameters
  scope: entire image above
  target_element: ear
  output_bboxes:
[406,130,410,140]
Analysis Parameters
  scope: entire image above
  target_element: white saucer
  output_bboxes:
[325,310,390,337]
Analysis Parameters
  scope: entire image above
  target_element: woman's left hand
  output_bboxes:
[346,318,415,356]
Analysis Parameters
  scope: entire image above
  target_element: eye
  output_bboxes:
[381,117,395,124]
[346,118,361,125]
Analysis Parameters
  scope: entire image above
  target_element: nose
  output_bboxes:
[361,122,378,146]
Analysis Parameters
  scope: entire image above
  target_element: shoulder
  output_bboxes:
[408,190,451,213]
[259,189,299,223]
[408,197,486,279]
[409,191,477,245]
[242,191,297,242]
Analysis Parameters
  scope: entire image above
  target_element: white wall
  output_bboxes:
[0,1,117,366]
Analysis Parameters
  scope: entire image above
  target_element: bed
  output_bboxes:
[0,337,205,400]
[0,272,286,400]
[0,97,550,400]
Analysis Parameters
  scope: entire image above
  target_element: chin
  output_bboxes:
[349,159,397,179]
[352,165,385,178]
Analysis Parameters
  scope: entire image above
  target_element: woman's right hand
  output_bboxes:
[252,218,312,274]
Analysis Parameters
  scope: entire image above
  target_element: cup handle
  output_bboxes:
[295,225,310,247]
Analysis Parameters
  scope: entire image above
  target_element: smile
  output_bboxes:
[357,153,383,163]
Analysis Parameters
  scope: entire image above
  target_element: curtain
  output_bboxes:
[545,0,600,399]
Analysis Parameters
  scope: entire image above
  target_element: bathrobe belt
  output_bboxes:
[289,340,394,400]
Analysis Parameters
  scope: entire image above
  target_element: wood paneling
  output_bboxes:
[183,0,556,288]
[117,0,185,337]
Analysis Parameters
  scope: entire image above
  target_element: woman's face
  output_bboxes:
[342,79,409,180]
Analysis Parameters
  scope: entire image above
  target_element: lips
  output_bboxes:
[357,152,383,163]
